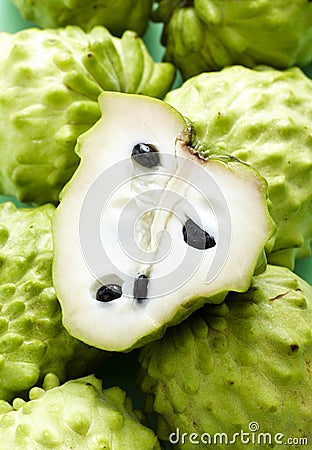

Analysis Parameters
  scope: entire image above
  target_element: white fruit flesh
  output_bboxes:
[53,92,273,351]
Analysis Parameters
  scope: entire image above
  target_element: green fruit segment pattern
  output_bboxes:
[0,374,160,449]
[153,0,312,78]
[166,65,312,269]
[0,26,175,204]
[139,265,312,449]
[0,202,105,401]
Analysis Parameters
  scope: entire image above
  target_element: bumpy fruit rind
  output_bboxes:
[12,0,153,36]
[0,374,160,449]
[139,265,312,449]
[166,65,312,269]
[153,0,312,78]
[0,26,175,204]
[0,202,105,401]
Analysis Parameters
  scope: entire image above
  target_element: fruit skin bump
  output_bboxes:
[138,265,312,449]
[53,91,273,353]
[166,65,312,269]
[0,26,175,204]
[152,0,312,79]
[0,202,105,401]
[11,0,153,36]
[0,374,160,449]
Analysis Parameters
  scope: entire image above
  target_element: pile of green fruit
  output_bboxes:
[0,0,311,448]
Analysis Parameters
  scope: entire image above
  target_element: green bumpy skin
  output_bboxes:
[0,374,160,449]
[153,0,312,79]
[139,265,312,449]
[166,65,312,269]
[0,202,105,401]
[0,26,175,204]
[12,0,153,36]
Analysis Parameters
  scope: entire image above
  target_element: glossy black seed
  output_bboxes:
[96,284,122,302]
[183,218,216,250]
[290,344,299,352]
[131,143,160,168]
[134,274,148,301]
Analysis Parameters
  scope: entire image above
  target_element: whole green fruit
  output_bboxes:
[0,374,160,449]
[139,265,312,449]
[12,0,153,36]
[0,202,105,401]
[153,0,312,78]
[0,26,175,204]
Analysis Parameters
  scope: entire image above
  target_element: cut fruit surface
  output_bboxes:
[166,65,312,269]
[52,92,273,351]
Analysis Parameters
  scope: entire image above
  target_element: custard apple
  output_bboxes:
[0,25,175,204]
[52,91,273,352]
[0,373,160,449]
[11,0,153,36]
[0,201,105,401]
[139,264,312,449]
[166,65,312,269]
[153,0,312,79]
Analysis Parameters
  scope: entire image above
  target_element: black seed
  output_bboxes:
[131,143,160,168]
[183,218,216,250]
[134,274,148,301]
[96,284,122,302]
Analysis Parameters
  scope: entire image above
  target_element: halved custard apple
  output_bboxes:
[52,92,274,351]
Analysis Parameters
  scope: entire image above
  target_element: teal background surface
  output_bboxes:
[0,0,34,31]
